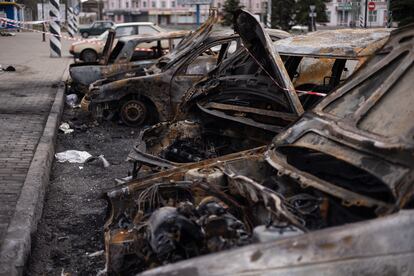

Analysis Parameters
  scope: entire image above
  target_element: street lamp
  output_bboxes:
[309,5,315,32]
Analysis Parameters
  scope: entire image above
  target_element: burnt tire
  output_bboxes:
[81,32,89,38]
[81,49,98,62]
[120,100,147,127]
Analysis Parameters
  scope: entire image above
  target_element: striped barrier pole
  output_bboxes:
[72,11,78,33]
[49,0,61,57]
[67,7,75,38]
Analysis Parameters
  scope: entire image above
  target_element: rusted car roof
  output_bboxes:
[274,28,392,58]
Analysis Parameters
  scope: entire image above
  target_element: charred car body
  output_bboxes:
[83,11,291,126]
[102,19,414,275]
[69,30,189,95]
[126,12,391,176]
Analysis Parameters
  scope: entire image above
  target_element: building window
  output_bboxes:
[143,1,146,7]
[218,2,221,8]
[126,1,129,8]
[118,0,121,8]
[152,1,156,7]
[161,1,166,7]
[171,0,175,7]
[111,1,114,8]
[326,11,331,22]
[369,10,377,22]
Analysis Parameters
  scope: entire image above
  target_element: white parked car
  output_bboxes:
[69,22,165,62]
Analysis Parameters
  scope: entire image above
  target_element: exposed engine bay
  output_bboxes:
[104,153,386,274]
[127,120,269,176]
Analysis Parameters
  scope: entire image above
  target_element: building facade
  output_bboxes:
[325,0,389,28]
[102,0,265,25]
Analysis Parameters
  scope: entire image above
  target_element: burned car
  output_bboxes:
[82,10,290,126]
[102,22,414,275]
[69,30,189,95]
[126,12,391,176]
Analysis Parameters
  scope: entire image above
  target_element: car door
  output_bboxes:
[168,39,236,117]
[92,22,103,36]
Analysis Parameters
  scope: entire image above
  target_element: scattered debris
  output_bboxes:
[59,122,74,134]
[85,154,110,168]
[86,250,104,258]
[66,94,79,108]
[55,150,92,163]
[1,65,16,71]
[0,30,15,36]
[114,175,132,184]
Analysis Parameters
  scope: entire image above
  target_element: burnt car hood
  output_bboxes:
[233,9,303,116]
[265,24,414,209]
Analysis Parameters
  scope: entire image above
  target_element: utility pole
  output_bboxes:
[364,0,368,28]
[196,4,200,26]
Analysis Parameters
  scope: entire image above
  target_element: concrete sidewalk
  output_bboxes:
[0,32,72,275]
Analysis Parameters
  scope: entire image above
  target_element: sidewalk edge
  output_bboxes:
[0,64,70,276]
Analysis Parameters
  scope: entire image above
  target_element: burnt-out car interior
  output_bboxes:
[101,20,414,275]
[125,12,391,176]
[83,11,290,127]
[69,30,189,95]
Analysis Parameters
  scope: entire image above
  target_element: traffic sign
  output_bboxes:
[368,1,376,11]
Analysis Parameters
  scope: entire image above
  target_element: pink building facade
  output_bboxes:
[102,0,266,25]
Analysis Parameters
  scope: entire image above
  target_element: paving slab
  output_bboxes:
[0,32,72,275]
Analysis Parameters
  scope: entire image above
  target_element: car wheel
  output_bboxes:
[81,32,89,38]
[120,100,147,127]
[81,49,98,62]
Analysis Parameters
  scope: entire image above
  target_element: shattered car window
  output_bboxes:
[184,44,228,75]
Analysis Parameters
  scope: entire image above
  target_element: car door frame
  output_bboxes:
[168,37,237,117]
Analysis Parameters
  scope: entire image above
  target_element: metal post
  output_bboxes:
[342,0,345,26]
[267,0,271,28]
[364,0,368,28]
[196,4,200,26]
[42,0,45,41]
[49,0,62,57]
[309,5,315,32]
[386,0,391,28]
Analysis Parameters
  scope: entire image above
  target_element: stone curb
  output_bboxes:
[0,64,70,276]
